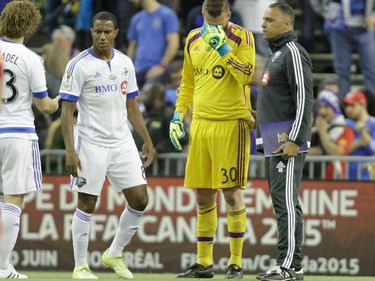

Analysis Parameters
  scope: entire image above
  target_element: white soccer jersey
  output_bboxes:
[59,48,139,147]
[0,38,48,140]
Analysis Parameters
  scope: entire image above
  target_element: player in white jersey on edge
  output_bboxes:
[59,11,155,280]
[0,56,3,105]
[0,1,60,279]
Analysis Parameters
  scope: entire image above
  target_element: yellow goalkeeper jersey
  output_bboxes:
[176,22,255,122]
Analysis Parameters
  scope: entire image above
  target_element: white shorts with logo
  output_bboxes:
[0,138,42,195]
[70,137,146,196]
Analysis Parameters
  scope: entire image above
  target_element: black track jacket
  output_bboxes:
[256,31,314,152]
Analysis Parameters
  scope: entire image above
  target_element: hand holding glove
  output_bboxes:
[200,22,231,57]
[169,112,185,151]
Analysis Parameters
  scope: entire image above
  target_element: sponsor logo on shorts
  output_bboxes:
[76,177,87,188]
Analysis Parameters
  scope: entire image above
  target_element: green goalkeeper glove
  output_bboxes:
[169,112,185,151]
[200,22,232,57]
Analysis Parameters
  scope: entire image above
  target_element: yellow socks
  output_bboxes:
[196,204,217,267]
[227,205,246,267]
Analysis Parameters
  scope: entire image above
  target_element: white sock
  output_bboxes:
[72,208,92,268]
[0,204,21,270]
[108,206,144,257]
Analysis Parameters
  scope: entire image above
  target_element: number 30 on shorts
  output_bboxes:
[221,167,238,183]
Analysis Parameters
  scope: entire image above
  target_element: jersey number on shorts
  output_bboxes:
[2,69,18,104]
[221,167,238,183]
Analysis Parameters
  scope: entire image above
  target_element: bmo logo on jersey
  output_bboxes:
[95,84,118,93]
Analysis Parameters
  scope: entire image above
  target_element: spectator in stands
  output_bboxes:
[44,0,78,37]
[361,87,375,117]
[343,90,375,180]
[116,0,141,50]
[134,83,185,153]
[317,0,375,100]
[134,83,187,175]
[300,0,323,53]
[316,76,340,97]
[165,58,183,107]
[42,25,79,121]
[37,26,78,146]
[42,25,79,97]
[163,59,194,138]
[75,0,93,50]
[233,0,276,57]
[160,0,180,12]
[127,0,180,89]
[309,89,355,179]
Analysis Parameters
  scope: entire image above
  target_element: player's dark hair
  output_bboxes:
[91,12,118,29]
[0,0,41,38]
[202,0,230,18]
[269,2,295,26]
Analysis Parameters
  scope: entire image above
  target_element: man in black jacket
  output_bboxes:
[255,3,314,281]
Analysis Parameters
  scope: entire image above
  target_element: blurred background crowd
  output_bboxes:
[2,0,375,180]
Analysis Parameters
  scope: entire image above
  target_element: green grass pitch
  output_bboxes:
[21,271,375,280]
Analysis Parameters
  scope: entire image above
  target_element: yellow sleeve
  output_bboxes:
[222,25,256,87]
[175,30,197,115]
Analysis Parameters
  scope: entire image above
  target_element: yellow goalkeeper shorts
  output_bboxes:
[184,119,250,189]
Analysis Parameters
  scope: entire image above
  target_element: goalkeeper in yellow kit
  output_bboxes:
[169,0,255,278]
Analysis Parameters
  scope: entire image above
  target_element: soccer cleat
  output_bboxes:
[72,264,98,279]
[225,264,243,279]
[102,249,133,279]
[176,263,214,278]
[0,265,28,279]
[260,267,299,281]
[257,266,304,281]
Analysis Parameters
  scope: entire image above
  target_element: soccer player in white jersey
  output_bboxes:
[0,1,60,279]
[59,11,154,280]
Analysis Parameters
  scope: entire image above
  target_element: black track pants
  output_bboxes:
[265,153,306,269]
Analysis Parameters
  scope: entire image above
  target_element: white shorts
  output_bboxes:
[0,138,42,195]
[70,137,147,196]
